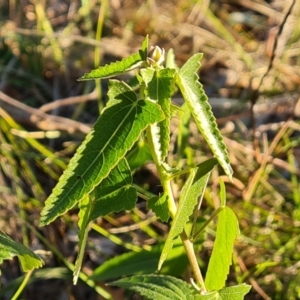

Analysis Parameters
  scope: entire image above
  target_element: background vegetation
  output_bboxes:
[0,0,300,299]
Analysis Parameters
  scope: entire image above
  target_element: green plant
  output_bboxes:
[1,35,251,299]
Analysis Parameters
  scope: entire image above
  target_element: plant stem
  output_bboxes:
[180,231,206,292]
[146,125,206,291]
[11,270,33,300]
[191,207,224,243]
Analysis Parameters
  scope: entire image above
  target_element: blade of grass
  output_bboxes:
[34,0,63,63]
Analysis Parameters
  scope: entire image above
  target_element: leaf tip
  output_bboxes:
[38,209,53,227]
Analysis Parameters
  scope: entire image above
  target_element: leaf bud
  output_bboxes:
[146,46,165,67]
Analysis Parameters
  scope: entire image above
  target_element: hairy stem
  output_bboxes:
[181,231,206,292]
[146,125,206,290]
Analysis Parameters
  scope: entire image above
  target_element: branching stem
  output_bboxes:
[146,125,206,291]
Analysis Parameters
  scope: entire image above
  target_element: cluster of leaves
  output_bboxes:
[0,36,251,299]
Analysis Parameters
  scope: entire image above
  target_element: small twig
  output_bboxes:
[0,91,91,134]
[252,0,296,100]
[39,90,97,112]
[248,0,296,159]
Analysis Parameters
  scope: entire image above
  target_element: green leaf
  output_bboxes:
[91,248,159,282]
[166,48,178,71]
[74,158,136,284]
[73,195,92,285]
[89,158,137,220]
[218,284,252,300]
[177,102,191,161]
[109,275,200,300]
[159,158,218,269]
[79,36,149,80]
[126,138,152,171]
[141,34,150,59]
[141,68,176,162]
[193,284,251,300]
[176,54,233,179]
[79,53,144,80]
[91,241,187,281]
[186,284,251,300]
[219,178,226,207]
[147,194,170,222]
[0,231,44,272]
[39,80,164,226]
[205,207,239,291]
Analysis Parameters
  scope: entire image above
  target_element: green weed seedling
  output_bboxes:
[37,36,251,299]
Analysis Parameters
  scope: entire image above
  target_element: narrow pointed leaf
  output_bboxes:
[39,80,164,226]
[109,275,200,300]
[166,48,178,71]
[159,158,218,269]
[0,231,44,272]
[73,195,91,284]
[141,68,175,162]
[219,178,226,207]
[176,54,233,179]
[79,36,149,80]
[89,158,137,220]
[205,207,239,291]
[79,53,144,80]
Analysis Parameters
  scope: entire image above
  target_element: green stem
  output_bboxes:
[94,0,108,113]
[11,270,33,300]
[180,231,206,292]
[145,125,206,290]
[191,207,224,243]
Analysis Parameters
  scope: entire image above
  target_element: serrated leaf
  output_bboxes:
[176,54,233,179]
[147,194,170,222]
[218,284,252,300]
[205,207,239,291]
[193,291,219,300]
[188,284,251,300]
[89,158,137,220]
[73,195,91,284]
[74,158,136,284]
[141,68,176,162]
[177,102,191,160]
[109,275,199,300]
[79,53,144,80]
[159,158,218,269]
[39,80,164,226]
[0,231,44,272]
[79,36,149,80]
